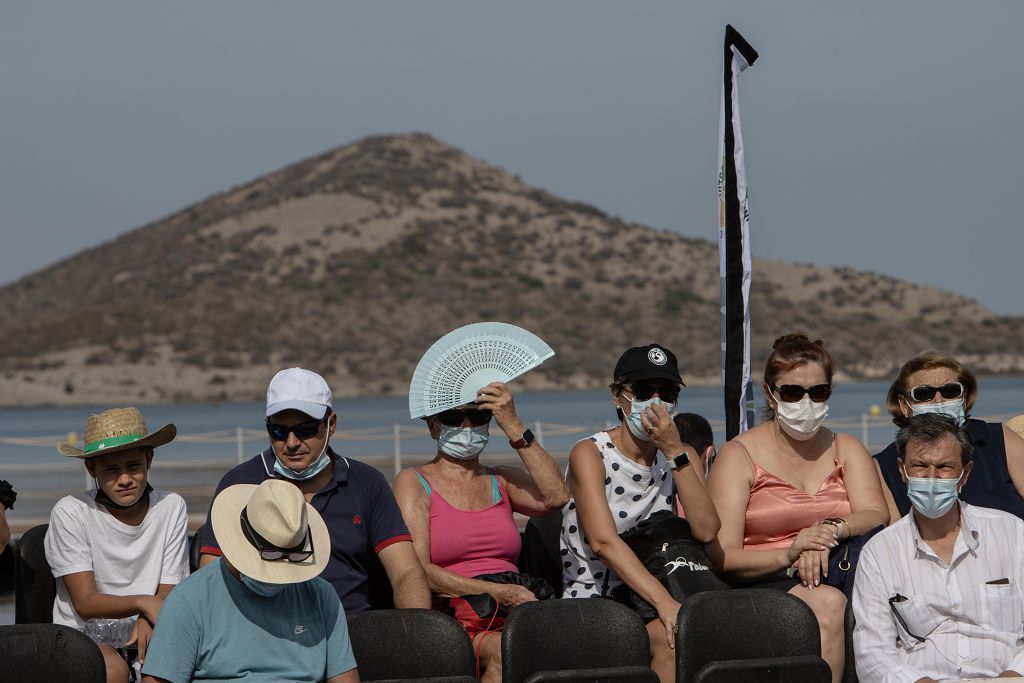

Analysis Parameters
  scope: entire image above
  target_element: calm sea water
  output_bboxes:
[1,377,1022,530]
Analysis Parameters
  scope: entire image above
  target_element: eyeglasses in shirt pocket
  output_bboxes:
[891,592,946,649]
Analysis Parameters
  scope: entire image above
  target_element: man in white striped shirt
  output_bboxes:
[854,413,1024,682]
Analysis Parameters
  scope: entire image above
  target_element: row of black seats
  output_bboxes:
[9,523,854,683]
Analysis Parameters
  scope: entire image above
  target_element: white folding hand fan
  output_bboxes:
[409,322,555,419]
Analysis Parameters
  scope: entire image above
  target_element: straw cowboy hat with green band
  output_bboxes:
[57,407,176,459]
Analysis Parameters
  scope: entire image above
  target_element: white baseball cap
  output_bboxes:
[266,368,332,419]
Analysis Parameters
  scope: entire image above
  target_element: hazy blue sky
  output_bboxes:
[3,2,1022,313]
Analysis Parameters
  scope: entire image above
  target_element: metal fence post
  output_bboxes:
[534,420,544,448]
[393,424,402,478]
[237,426,244,464]
[861,414,869,448]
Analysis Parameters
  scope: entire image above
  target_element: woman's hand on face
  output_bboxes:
[794,548,831,588]
[490,583,537,608]
[475,382,523,435]
[785,524,837,564]
[640,403,684,455]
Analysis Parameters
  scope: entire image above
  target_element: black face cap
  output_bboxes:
[613,344,685,385]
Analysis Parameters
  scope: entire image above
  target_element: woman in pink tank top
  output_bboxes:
[705,333,889,683]
[393,382,569,683]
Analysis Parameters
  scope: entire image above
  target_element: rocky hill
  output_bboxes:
[2,133,1022,407]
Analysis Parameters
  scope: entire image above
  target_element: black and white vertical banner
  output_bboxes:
[718,25,758,440]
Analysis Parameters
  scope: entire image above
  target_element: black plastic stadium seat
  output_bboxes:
[675,589,829,683]
[691,656,831,683]
[346,608,475,682]
[502,598,659,683]
[14,524,55,624]
[519,510,565,596]
[0,623,105,682]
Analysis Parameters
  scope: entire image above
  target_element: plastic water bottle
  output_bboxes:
[84,617,135,648]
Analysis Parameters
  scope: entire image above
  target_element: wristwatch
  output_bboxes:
[509,429,535,450]
[668,451,691,471]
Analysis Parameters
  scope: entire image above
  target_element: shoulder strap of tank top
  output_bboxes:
[411,468,432,496]
[831,433,840,467]
[733,439,755,468]
[486,467,502,504]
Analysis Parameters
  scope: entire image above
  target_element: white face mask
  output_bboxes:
[910,398,966,426]
[438,424,489,460]
[624,397,676,442]
[774,394,829,441]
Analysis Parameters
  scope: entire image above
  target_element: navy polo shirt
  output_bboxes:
[875,418,1024,519]
[200,448,411,613]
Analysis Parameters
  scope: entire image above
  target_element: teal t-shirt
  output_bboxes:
[142,559,356,682]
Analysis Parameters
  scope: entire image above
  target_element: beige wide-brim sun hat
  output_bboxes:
[57,407,176,459]
[211,480,330,584]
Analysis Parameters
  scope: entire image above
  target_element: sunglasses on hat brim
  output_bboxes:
[240,508,314,563]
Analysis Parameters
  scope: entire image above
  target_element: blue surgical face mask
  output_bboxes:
[910,398,966,426]
[241,575,288,597]
[438,425,489,460]
[903,465,964,519]
[624,397,676,442]
[273,421,332,481]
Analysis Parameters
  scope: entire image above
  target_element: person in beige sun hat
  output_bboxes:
[140,479,358,683]
[44,407,189,683]
[210,479,330,584]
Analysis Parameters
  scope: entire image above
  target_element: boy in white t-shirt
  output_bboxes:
[45,407,189,683]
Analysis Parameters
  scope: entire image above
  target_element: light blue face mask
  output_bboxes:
[903,465,964,519]
[438,425,489,460]
[241,575,288,597]
[625,397,676,442]
[910,398,966,426]
[273,427,332,481]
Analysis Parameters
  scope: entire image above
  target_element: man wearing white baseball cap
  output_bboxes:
[142,479,359,683]
[198,368,429,613]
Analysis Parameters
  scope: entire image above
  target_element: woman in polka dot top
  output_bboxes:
[560,344,720,683]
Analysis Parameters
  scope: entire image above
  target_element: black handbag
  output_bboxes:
[822,525,884,598]
[458,570,554,620]
[615,510,730,620]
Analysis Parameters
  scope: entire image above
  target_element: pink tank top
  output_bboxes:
[412,468,521,578]
[739,439,852,550]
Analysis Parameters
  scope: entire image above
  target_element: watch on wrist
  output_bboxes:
[509,429,535,450]
[669,451,691,471]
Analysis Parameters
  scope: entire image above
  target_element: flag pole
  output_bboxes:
[719,25,759,440]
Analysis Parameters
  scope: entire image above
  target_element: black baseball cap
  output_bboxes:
[613,344,685,385]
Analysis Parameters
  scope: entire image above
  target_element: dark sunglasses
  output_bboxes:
[908,382,964,403]
[265,416,327,441]
[627,382,681,404]
[434,408,492,428]
[772,383,832,403]
[240,508,313,562]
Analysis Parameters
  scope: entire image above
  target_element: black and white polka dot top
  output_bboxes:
[559,430,675,598]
